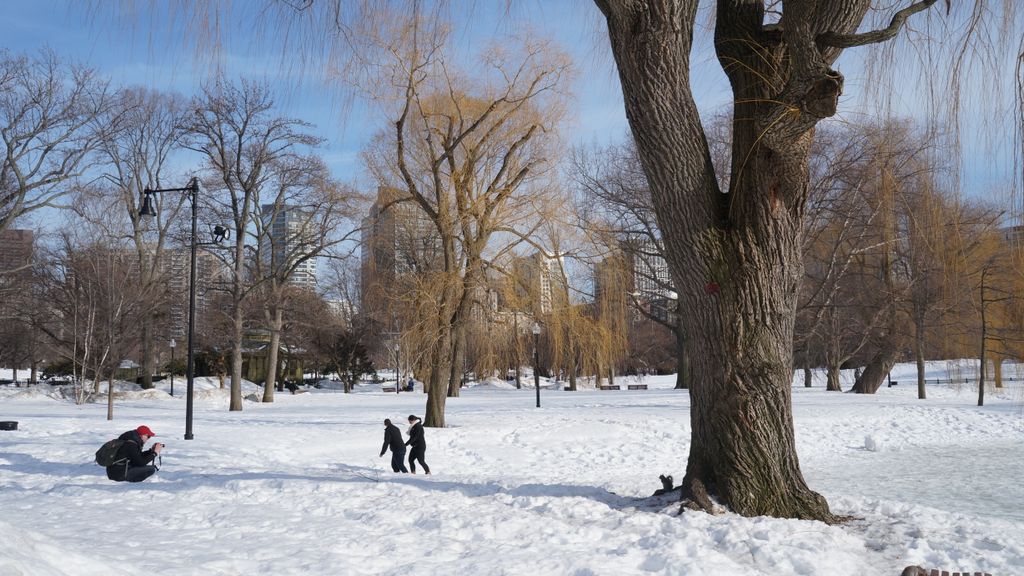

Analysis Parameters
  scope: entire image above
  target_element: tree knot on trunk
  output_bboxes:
[800,69,843,119]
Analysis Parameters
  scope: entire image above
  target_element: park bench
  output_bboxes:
[627,384,648,390]
[890,377,1020,387]
[902,567,991,576]
[382,386,397,393]
[599,385,620,390]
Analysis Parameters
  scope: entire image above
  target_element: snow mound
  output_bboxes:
[471,376,521,390]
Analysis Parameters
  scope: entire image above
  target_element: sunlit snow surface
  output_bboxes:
[0,362,1022,575]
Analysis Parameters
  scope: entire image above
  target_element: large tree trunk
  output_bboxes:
[851,348,899,394]
[599,0,862,522]
[262,307,284,403]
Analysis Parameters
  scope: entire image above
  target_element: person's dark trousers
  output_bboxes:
[125,465,158,483]
[391,448,409,473]
[408,447,430,474]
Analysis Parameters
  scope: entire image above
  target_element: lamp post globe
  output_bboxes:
[169,339,176,396]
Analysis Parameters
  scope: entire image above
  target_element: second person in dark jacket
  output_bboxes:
[379,418,408,473]
[405,415,430,474]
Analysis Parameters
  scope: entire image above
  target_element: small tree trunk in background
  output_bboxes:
[608,366,615,388]
[139,321,154,389]
[568,356,578,391]
[107,375,114,420]
[262,307,284,403]
[852,349,899,394]
[230,307,244,411]
[514,362,521,389]
[30,362,37,383]
[447,326,464,398]
[993,355,1003,388]
[803,366,812,388]
[915,332,927,400]
[826,365,842,392]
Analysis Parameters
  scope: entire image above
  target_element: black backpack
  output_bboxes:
[95,439,127,466]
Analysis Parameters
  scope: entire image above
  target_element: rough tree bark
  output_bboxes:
[674,328,689,389]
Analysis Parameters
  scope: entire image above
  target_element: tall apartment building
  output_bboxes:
[0,229,34,316]
[0,228,34,278]
[594,235,676,324]
[512,251,568,316]
[360,186,442,327]
[1003,224,1024,249]
[160,248,227,340]
[260,204,318,289]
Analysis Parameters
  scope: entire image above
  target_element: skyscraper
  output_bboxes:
[594,235,676,324]
[360,186,441,327]
[0,229,33,278]
[260,204,318,289]
[512,251,567,315]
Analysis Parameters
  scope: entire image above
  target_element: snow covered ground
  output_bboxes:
[0,361,1022,575]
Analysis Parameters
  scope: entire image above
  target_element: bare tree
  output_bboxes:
[94,87,190,389]
[249,155,359,401]
[38,231,148,416]
[188,79,322,411]
[0,50,113,233]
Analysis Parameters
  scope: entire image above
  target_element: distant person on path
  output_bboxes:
[106,425,163,483]
[405,415,430,475]
[379,418,408,473]
[404,378,415,392]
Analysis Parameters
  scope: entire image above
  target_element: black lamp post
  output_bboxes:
[169,338,176,396]
[139,177,228,440]
[532,322,541,408]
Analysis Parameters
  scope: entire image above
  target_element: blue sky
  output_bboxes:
[2,1,1017,209]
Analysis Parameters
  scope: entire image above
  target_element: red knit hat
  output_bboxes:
[136,425,156,437]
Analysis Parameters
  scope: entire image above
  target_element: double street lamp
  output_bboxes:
[139,177,228,440]
[532,322,541,408]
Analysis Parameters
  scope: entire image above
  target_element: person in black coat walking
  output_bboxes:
[379,418,408,473]
[405,415,430,474]
[106,425,163,483]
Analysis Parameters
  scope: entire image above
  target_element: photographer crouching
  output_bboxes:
[105,425,164,483]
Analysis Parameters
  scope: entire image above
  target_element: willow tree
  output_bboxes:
[364,23,570,427]
[594,0,965,520]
